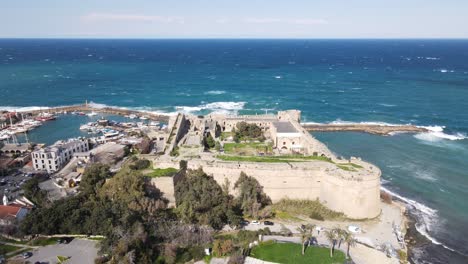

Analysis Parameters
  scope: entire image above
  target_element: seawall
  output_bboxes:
[302,123,428,135]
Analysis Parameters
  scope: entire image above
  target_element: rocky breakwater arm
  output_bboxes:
[302,123,428,136]
[19,104,170,122]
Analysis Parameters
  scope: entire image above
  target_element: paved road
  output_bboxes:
[11,239,98,264]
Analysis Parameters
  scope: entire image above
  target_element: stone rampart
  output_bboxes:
[153,158,381,219]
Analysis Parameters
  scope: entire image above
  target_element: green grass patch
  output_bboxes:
[0,236,27,245]
[223,142,272,156]
[29,237,57,246]
[0,243,23,255]
[220,132,234,141]
[217,154,363,172]
[274,210,304,222]
[147,167,179,177]
[348,163,363,168]
[57,255,71,263]
[217,154,333,163]
[336,164,357,172]
[272,199,346,221]
[250,242,346,264]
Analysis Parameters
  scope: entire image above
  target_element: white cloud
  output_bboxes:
[82,13,185,24]
[243,17,327,25]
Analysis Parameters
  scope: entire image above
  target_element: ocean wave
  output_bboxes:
[415,126,467,141]
[328,119,405,126]
[0,106,51,112]
[204,90,226,95]
[378,103,397,107]
[175,101,246,115]
[382,186,463,255]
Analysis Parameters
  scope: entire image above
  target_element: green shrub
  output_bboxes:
[130,159,151,170]
[309,212,324,221]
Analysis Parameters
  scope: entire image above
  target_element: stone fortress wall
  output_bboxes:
[155,157,381,219]
[154,109,382,219]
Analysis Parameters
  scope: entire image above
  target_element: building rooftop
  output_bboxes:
[0,143,31,153]
[0,205,22,219]
[273,121,299,133]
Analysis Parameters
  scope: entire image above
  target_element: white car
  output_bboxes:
[251,220,260,225]
[348,225,361,234]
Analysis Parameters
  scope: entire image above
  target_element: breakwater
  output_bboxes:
[15,104,170,122]
[302,123,428,136]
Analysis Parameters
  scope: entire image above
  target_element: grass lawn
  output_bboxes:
[0,243,23,255]
[272,199,345,221]
[250,242,347,264]
[29,237,57,246]
[217,155,333,163]
[146,168,179,177]
[223,142,272,156]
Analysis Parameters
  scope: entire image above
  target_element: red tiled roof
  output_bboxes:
[0,205,21,219]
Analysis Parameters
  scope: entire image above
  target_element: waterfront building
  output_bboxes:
[32,138,89,173]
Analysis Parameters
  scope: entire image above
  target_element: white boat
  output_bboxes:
[128,114,137,119]
[80,122,95,131]
[139,116,148,120]
[87,112,98,117]
[0,133,10,140]
[149,121,160,127]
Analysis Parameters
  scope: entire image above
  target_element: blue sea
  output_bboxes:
[1,39,467,263]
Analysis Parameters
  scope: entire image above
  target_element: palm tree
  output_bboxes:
[332,227,345,248]
[297,224,316,255]
[343,231,357,259]
[297,226,308,255]
[324,230,337,258]
[305,224,316,247]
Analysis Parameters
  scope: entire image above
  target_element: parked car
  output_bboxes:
[263,221,274,226]
[22,252,32,259]
[251,220,260,225]
[241,220,250,226]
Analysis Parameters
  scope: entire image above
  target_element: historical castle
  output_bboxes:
[149,110,381,219]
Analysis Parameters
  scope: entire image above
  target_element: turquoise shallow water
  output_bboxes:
[1,39,467,263]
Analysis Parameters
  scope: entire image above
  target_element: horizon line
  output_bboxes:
[1,37,468,40]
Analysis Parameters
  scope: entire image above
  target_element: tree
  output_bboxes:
[280,224,292,237]
[203,134,216,149]
[342,231,357,258]
[332,227,345,248]
[234,172,271,218]
[324,230,338,258]
[21,177,48,207]
[79,163,111,196]
[234,122,263,141]
[297,224,315,255]
[175,168,240,229]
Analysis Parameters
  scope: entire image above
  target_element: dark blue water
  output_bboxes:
[1,39,467,263]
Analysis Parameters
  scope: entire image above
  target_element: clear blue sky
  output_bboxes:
[1,0,467,38]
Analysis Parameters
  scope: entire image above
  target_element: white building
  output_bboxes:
[32,138,89,173]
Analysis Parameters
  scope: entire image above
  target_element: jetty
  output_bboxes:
[302,123,428,136]
[3,104,429,136]
[15,104,170,122]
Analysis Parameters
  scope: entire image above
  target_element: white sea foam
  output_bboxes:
[415,126,467,141]
[204,90,226,95]
[329,119,405,126]
[175,101,246,115]
[0,106,51,112]
[379,103,397,107]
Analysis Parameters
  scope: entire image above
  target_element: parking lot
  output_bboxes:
[0,170,41,200]
[10,238,99,264]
